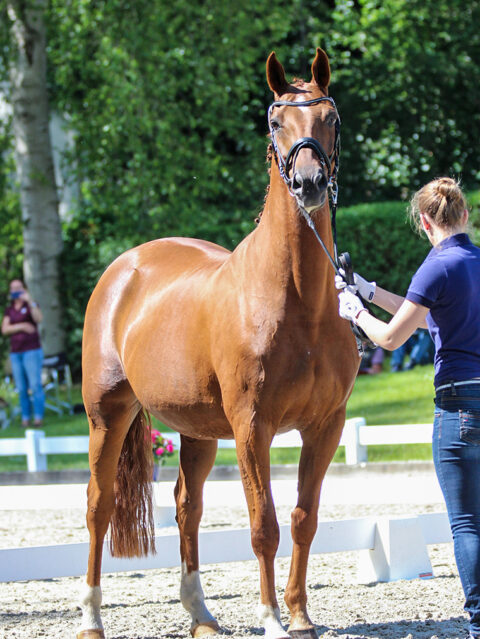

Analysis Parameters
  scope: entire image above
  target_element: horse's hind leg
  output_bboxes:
[77,383,153,639]
[176,435,219,637]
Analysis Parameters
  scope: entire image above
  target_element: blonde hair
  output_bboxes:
[409,177,467,235]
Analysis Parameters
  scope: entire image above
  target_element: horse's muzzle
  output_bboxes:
[291,169,328,211]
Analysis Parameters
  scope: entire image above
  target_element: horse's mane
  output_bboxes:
[254,142,273,224]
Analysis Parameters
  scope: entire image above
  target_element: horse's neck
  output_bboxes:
[243,169,336,314]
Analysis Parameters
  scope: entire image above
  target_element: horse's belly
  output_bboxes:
[149,404,234,440]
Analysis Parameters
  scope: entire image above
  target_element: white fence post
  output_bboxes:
[343,417,367,465]
[25,429,47,472]
[358,516,433,583]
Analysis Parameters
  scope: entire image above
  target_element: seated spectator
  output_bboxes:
[358,345,384,375]
[404,328,434,370]
[391,328,433,372]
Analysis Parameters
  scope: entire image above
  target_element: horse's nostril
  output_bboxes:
[292,172,303,191]
[314,171,327,189]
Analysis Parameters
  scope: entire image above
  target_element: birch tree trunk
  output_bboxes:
[8,0,65,356]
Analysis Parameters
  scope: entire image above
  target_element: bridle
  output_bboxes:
[268,95,376,353]
[268,95,340,263]
[268,95,340,201]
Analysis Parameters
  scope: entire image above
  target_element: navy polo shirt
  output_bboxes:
[406,233,480,388]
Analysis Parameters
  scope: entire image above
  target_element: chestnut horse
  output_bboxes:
[78,48,359,639]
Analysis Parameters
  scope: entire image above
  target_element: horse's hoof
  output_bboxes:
[288,629,318,639]
[76,630,105,639]
[191,620,221,637]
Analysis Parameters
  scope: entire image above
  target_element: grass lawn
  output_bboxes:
[0,364,436,472]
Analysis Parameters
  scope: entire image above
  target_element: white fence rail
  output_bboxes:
[0,417,434,471]
[0,511,451,583]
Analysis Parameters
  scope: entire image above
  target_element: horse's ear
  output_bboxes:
[311,47,330,89]
[266,51,289,96]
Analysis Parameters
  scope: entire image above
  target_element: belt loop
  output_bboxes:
[450,381,457,396]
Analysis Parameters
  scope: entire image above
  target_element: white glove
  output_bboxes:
[354,273,376,301]
[334,270,356,293]
[338,289,367,324]
[335,269,376,302]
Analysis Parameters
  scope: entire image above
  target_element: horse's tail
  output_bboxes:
[109,410,156,558]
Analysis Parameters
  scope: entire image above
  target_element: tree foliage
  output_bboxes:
[0,0,479,374]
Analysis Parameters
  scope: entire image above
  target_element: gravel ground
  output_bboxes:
[0,499,469,639]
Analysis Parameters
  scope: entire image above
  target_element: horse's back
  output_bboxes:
[86,236,230,316]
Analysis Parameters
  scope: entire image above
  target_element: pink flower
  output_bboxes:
[166,443,174,453]
[155,447,165,456]
[151,429,160,442]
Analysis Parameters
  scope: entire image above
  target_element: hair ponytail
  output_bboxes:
[409,177,467,235]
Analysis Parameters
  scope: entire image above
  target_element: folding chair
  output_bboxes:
[42,353,74,416]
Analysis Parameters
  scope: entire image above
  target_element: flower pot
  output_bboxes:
[152,463,163,482]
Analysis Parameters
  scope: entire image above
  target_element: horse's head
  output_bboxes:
[266,48,339,213]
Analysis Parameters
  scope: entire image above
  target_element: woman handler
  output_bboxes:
[337,177,480,639]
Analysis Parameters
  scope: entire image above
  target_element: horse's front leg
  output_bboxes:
[233,417,289,639]
[284,408,347,639]
[176,435,220,637]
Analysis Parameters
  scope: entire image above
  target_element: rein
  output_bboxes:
[268,95,375,353]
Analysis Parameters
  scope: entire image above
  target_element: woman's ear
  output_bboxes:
[420,213,431,232]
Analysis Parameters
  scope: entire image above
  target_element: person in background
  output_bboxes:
[1,279,45,427]
[336,177,480,639]
[358,345,384,375]
[390,333,417,372]
[391,328,434,372]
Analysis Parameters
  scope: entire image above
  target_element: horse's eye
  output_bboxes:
[270,119,281,131]
[326,114,337,127]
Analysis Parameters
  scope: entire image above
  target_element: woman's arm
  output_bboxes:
[372,286,428,330]
[27,302,42,324]
[356,299,429,351]
[337,272,428,329]
[21,291,42,323]
[372,285,405,315]
[1,316,36,336]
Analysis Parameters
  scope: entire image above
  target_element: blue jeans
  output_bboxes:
[433,383,480,637]
[9,348,45,421]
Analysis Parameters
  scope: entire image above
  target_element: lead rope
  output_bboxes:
[299,183,368,357]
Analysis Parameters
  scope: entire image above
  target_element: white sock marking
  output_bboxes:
[257,603,290,639]
[180,562,216,631]
[78,582,103,631]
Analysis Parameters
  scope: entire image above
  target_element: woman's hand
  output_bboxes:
[338,289,367,324]
[21,322,36,334]
[19,290,32,304]
[334,269,376,301]
[1,320,36,336]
